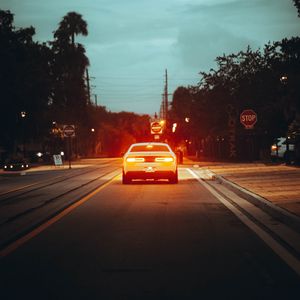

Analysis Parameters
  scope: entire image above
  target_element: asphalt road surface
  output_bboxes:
[1,166,300,299]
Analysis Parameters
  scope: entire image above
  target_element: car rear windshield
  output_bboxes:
[130,145,169,152]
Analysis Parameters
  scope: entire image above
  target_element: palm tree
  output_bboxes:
[54,12,88,47]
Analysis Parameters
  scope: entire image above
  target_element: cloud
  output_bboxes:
[174,0,300,72]
[176,23,254,72]
[2,0,300,114]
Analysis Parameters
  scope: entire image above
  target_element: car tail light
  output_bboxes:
[126,157,145,162]
[155,157,174,162]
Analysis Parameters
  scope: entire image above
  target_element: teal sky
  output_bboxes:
[2,0,300,115]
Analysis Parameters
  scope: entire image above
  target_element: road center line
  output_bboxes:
[0,174,119,258]
[187,168,300,277]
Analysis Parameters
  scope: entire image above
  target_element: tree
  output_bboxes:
[0,10,52,158]
[293,0,300,17]
[170,43,299,160]
[54,12,88,47]
[50,12,90,157]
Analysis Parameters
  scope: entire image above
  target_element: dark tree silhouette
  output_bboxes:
[51,12,89,119]
[54,12,88,47]
[293,0,300,17]
[0,10,52,158]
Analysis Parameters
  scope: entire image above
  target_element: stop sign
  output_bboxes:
[151,122,163,134]
[63,124,75,137]
[240,109,257,129]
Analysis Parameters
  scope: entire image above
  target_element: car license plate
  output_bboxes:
[145,166,155,173]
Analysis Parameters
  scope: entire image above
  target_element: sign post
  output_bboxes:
[240,109,257,160]
[240,109,257,129]
[63,125,75,169]
[53,154,63,166]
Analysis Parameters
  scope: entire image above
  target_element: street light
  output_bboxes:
[20,111,27,157]
[172,123,177,133]
[279,75,291,164]
[280,75,288,84]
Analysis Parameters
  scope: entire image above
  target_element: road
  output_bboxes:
[0,160,300,299]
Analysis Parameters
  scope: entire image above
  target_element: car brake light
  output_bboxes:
[126,157,145,162]
[155,157,174,162]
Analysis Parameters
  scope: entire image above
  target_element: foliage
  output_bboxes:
[169,41,300,160]
[0,10,52,154]
[0,10,151,161]
[293,0,300,17]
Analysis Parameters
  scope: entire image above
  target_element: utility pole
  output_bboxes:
[160,97,164,120]
[94,94,98,106]
[164,69,168,124]
[86,68,91,105]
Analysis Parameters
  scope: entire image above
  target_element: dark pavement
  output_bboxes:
[0,168,300,299]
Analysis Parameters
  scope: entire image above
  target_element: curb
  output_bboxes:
[214,174,300,233]
[0,171,27,177]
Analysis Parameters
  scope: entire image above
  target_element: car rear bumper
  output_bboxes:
[124,170,176,180]
[124,162,176,173]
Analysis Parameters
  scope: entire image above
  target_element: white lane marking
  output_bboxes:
[187,168,300,277]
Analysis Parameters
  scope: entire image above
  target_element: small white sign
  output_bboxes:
[53,154,63,166]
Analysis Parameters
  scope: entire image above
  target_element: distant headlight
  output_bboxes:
[10,165,13,168]
[21,165,24,168]
[4,165,7,169]
[36,152,43,157]
[271,145,277,151]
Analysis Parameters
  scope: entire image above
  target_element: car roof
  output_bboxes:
[130,142,169,147]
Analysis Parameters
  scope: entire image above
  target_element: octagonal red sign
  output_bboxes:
[151,122,163,134]
[240,109,257,129]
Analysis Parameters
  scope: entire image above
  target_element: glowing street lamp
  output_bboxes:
[20,111,27,157]
[172,123,177,133]
[280,75,288,84]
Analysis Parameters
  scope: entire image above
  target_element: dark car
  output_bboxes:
[3,159,30,171]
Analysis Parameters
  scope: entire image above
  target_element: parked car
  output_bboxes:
[122,142,178,184]
[270,137,295,160]
[3,159,30,171]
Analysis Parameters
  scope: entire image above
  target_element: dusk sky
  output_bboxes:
[2,0,300,116]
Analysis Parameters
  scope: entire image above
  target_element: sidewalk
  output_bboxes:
[184,158,300,220]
